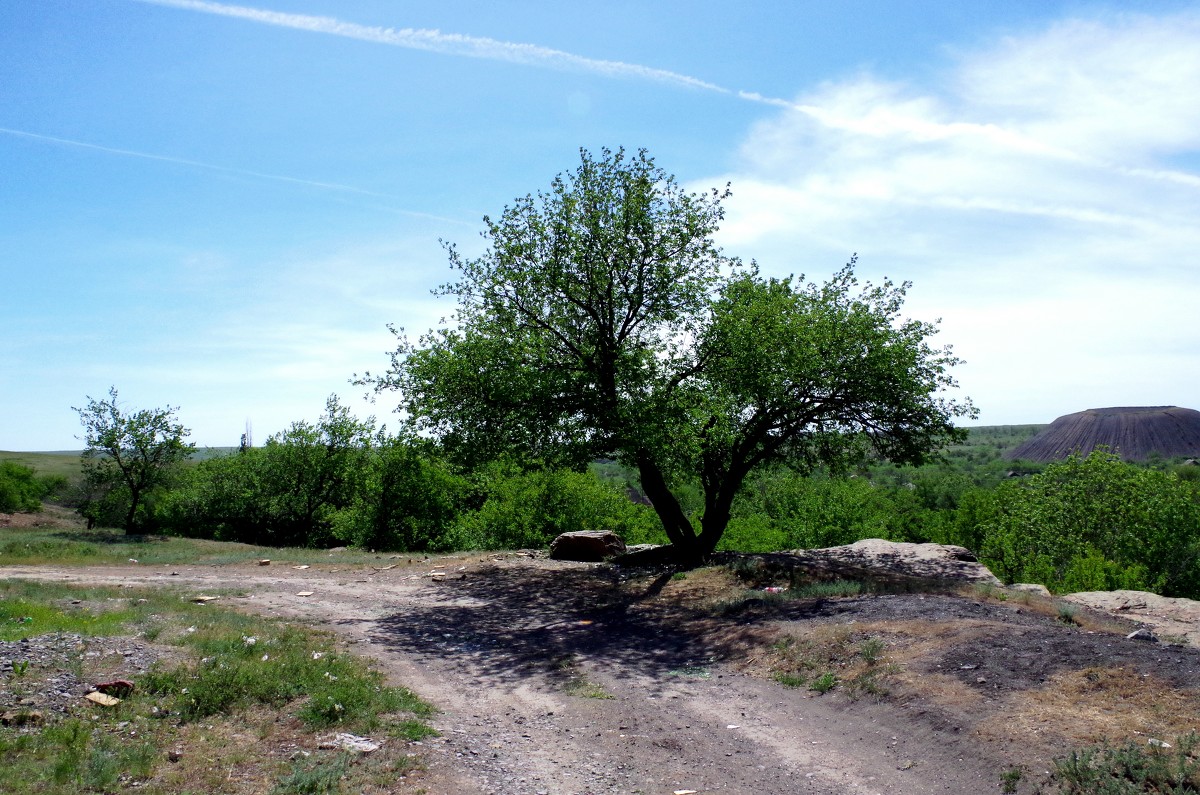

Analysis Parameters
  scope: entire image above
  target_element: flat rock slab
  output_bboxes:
[745,538,1002,584]
[1064,589,1200,645]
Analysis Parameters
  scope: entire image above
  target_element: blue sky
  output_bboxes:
[3,0,1199,450]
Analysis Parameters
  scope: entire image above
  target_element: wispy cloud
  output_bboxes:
[711,12,1200,423]
[138,0,732,94]
[0,127,469,224]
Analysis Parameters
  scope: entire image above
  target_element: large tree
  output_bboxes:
[75,387,194,533]
[367,147,973,560]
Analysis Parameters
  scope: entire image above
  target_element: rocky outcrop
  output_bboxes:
[549,531,627,562]
[1063,589,1200,646]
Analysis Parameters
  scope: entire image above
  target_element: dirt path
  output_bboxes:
[7,557,1198,794]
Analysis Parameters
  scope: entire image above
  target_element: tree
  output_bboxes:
[979,450,1200,597]
[365,147,973,560]
[74,387,194,533]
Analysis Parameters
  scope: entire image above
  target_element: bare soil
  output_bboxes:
[5,554,1200,795]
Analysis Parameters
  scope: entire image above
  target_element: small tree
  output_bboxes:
[74,387,194,533]
[365,148,973,560]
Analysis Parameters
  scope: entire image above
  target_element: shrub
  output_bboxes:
[978,450,1200,597]
[0,462,60,513]
[447,461,661,551]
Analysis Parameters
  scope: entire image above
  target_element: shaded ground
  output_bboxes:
[5,554,1200,794]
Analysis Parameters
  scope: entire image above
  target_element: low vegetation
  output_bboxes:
[0,579,434,794]
[9,417,1200,602]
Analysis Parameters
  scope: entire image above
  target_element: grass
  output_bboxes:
[0,516,393,568]
[0,579,435,794]
[553,654,615,699]
[1052,732,1200,793]
[0,451,83,481]
[768,627,899,700]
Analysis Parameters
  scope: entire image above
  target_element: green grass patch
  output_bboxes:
[0,579,435,794]
[1052,733,1200,793]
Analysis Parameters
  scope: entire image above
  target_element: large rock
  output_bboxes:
[549,531,626,562]
[1063,590,1200,646]
[755,539,1002,584]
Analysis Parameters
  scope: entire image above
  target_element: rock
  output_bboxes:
[786,539,1002,584]
[85,691,120,707]
[95,679,135,697]
[1126,628,1159,642]
[1011,583,1052,596]
[1064,590,1200,647]
[549,531,626,562]
[1,709,44,726]
[319,733,381,754]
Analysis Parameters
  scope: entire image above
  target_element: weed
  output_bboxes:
[999,766,1022,793]
[10,660,30,678]
[392,719,440,742]
[810,672,837,694]
[859,637,885,664]
[772,671,806,688]
[1057,602,1079,626]
[272,753,351,795]
[671,571,688,581]
[1052,732,1200,793]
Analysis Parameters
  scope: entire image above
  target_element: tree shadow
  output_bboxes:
[364,565,755,686]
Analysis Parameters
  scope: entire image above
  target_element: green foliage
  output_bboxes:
[333,434,467,552]
[0,461,63,512]
[810,672,838,693]
[365,147,973,559]
[1053,733,1200,793]
[74,386,194,533]
[163,396,376,547]
[978,450,1200,597]
[272,754,351,795]
[446,460,662,551]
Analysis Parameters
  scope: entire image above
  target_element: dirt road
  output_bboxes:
[7,555,1198,794]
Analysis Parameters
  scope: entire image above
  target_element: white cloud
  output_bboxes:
[708,11,1200,424]
[139,0,729,93]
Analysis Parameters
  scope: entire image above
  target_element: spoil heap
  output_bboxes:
[1005,406,1200,462]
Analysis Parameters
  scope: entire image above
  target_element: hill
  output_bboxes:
[1005,406,1200,462]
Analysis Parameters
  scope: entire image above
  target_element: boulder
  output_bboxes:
[549,531,626,562]
[787,539,1002,584]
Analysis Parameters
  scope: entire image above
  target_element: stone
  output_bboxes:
[549,531,627,562]
[1126,628,1159,642]
[95,679,135,697]
[1010,583,1051,596]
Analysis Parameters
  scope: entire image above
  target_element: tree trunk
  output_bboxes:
[124,487,141,534]
[635,451,702,561]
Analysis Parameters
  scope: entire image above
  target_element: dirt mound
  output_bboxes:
[1005,405,1200,461]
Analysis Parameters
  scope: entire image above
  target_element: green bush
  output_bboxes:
[331,437,467,552]
[978,450,1200,597]
[447,461,662,551]
[0,461,62,513]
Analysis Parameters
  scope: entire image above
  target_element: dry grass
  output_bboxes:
[978,667,1200,747]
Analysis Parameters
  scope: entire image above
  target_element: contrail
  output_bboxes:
[0,127,471,224]
[138,0,731,94]
[124,0,1200,194]
[0,127,385,195]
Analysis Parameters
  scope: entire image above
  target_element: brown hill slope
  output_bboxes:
[1005,405,1200,461]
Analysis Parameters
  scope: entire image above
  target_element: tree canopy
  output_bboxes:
[367,147,974,560]
[75,387,194,533]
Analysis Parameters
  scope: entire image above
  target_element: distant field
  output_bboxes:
[0,450,83,479]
